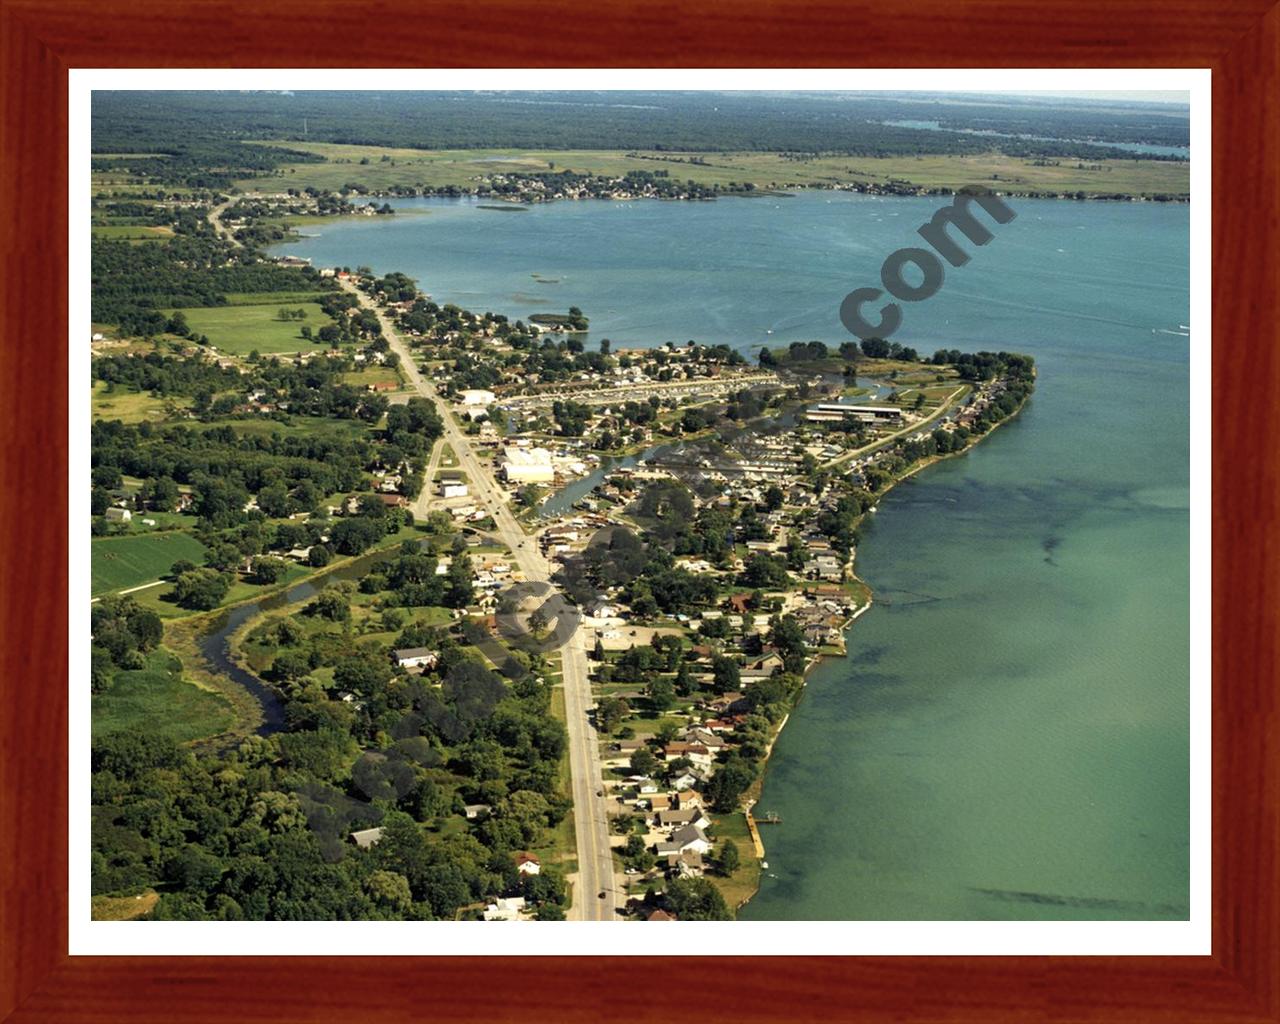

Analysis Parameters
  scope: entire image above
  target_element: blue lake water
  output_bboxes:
[274,192,1191,919]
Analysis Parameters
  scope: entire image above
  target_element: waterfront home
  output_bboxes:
[665,851,706,878]
[656,807,710,830]
[656,825,712,857]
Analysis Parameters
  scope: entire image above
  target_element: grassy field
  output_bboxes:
[92,531,209,596]
[91,890,159,921]
[91,224,174,241]
[92,380,191,424]
[93,650,236,744]
[170,302,330,355]
[243,142,1190,199]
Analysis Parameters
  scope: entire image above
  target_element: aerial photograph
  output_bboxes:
[87,88,1190,923]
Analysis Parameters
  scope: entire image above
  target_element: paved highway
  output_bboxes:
[343,282,619,920]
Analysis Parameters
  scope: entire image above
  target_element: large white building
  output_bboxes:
[459,389,497,406]
[501,446,555,483]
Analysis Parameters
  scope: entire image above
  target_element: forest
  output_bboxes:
[92,90,1189,166]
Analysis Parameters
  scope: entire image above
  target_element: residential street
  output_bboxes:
[343,281,619,920]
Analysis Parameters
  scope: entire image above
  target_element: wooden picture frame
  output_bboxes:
[2,2,1275,1020]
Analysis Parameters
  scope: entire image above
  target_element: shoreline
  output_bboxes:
[729,386,1033,912]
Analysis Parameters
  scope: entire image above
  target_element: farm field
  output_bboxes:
[92,650,235,744]
[92,531,209,596]
[168,301,330,355]
[243,142,1191,198]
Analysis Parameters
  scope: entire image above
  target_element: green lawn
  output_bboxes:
[93,650,235,744]
[170,302,330,355]
[91,380,191,424]
[92,531,209,597]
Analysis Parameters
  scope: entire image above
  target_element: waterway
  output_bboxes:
[878,118,1190,159]
[272,192,1191,920]
[198,545,418,735]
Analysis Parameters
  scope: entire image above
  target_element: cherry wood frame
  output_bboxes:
[2,1,1276,1020]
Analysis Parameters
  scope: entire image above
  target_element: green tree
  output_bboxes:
[629,746,659,778]
[250,556,288,585]
[172,568,231,610]
[718,838,741,876]
[666,877,732,920]
[444,553,475,609]
[712,655,741,692]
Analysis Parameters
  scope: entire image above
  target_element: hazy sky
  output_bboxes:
[1001,90,1189,104]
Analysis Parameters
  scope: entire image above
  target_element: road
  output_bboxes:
[343,282,619,920]
[208,196,237,244]
[821,385,968,469]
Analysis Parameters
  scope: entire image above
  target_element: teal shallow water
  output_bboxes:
[275,193,1190,920]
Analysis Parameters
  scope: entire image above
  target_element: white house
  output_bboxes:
[515,852,541,876]
[394,647,438,670]
[483,896,526,922]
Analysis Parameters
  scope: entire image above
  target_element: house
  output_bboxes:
[514,852,541,876]
[349,827,385,849]
[751,652,785,674]
[377,493,408,509]
[646,909,676,922]
[656,807,710,830]
[664,850,706,878]
[685,728,726,750]
[394,647,438,670]
[655,825,712,857]
[590,600,616,619]
[662,743,713,769]
[104,507,131,522]
[483,896,527,922]
[464,803,492,820]
[645,793,673,812]
[672,790,705,811]
[287,547,313,562]
[670,771,700,792]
